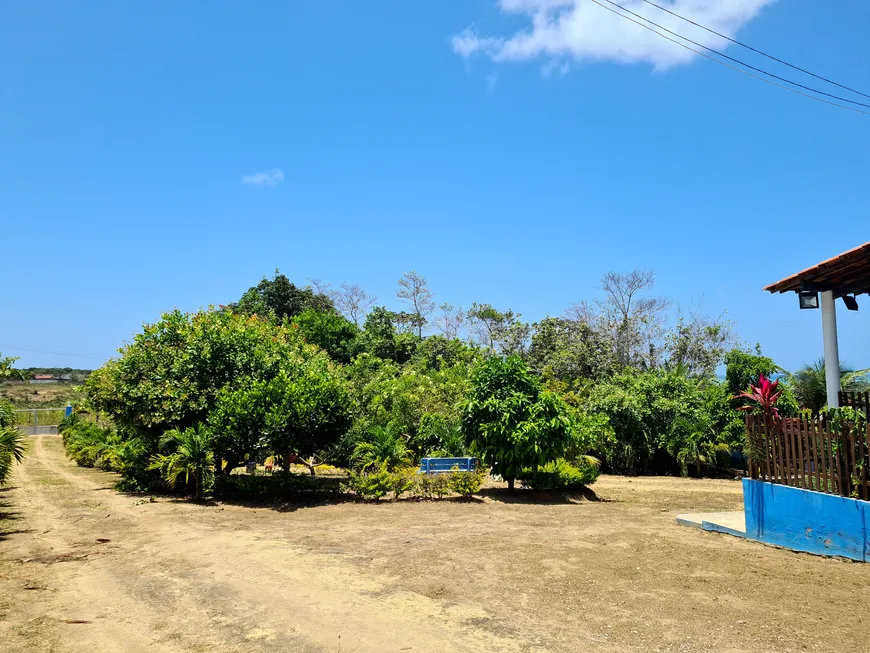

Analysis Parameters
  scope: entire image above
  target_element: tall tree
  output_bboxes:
[597,270,671,369]
[231,270,335,320]
[396,271,434,338]
[527,317,613,381]
[467,303,529,355]
[435,303,466,340]
[664,308,736,379]
[333,283,376,327]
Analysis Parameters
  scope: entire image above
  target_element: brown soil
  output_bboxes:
[2,435,869,652]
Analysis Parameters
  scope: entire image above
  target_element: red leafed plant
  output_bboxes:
[736,374,782,421]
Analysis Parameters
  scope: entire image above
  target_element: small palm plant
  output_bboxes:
[352,422,413,472]
[786,359,870,414]
[669,415,717,478]
[148,424,215,500]
[0,401,26,485]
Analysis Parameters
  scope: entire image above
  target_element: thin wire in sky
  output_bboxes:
[585,0,870,116]
[1,346,106,361]
[637,0,870,100]
[596,0,870,109]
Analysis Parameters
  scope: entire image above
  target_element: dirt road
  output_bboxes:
[2,435,869,653]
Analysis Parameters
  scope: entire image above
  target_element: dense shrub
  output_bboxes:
[448,467,486,497]
[517,458,600,491]
[344,465,393,501]
[213,473,344,501]
[343,466,487,500]
[0,400,26,486]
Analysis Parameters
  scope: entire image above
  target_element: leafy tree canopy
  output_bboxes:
[462,356,576,490]
[230,270,335,320]
[85,309,316,435]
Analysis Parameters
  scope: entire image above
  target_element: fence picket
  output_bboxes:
[746,415,870,499]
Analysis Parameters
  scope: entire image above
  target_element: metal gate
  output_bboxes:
[13,408,67,435]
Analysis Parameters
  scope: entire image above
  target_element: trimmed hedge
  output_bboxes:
[213,473,345,501]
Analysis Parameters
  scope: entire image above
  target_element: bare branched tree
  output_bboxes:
[396,271,434,338]
[598,270,671,369]
[564,300,597,326]
[435,303,466,340]
[333,283,376,326]
[306,277,332,296]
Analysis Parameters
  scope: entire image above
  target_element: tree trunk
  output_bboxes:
[307,457,317,476]
[194,470,201,501]
[507,477,515,493]
[696,460,702,479]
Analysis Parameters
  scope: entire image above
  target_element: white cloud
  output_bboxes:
[452,0,777,70]
[241,169,285,188]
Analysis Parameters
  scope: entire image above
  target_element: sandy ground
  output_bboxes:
[1,436,869,653]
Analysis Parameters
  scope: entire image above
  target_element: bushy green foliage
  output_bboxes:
[342,352,471,459]
[518,458,599,491]
[60,416,151,489]
[352,423,412,471]
[344,464,394,501]
[0,400,26,485]
[448,467,486,497]
[343,466,487,500]
[528,317,613,382]
[463,356,577,490]
[356,307,419,364]
[148,425,215,500]
[586,369,704,474]
[416,413,468,457]
[291,308,359,364]
[85,309,311,435]
[230,271,335,320]
[212,364,350,473]
[212,472,342,501]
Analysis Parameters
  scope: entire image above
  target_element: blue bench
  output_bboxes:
[419,457,478,474]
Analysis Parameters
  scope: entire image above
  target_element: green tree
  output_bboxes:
[462,356,576,491]
[291,308,359,364]
[85,309,309,436]
[356,307,418,364]
[210,383,270,474]
[148,424,215,500]
[215,359,351,475]
[528,317,613,382]
[786,358,870,414]
[664,311,736,380]
[724,348,779,397]
[467,304,530,355]
[586,370,704,474]
[411,335,478,372]
[668,413,718,477]
[231,271,335,320]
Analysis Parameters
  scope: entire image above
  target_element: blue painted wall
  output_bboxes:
[743,479,870,562]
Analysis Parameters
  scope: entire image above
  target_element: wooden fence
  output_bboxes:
[839,391,870,417]
[746,414,870,500]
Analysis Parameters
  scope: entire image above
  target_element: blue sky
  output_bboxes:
[1,0,868,372]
